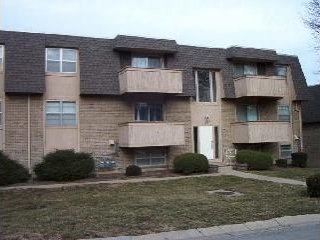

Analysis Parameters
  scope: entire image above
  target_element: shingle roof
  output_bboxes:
[114,35,177,53]
[0,30,309,99]
[302,85,320,123]
[226,47,278,62]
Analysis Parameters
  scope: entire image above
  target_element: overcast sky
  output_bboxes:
[1,0,319,85]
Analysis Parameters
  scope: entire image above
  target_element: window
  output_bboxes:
[0,45,3,69]
[278,105,290,121]
[275,65,287,77]
[214,126,219,159]
[195,70,216,102]
[46,48,77,73]
[46,101,76,126]
[135,103,163,121]
[0,101,2,126]
[233,63,266,77]
[237,105,259,122]
[132,56,162,68]
[135,150,166,166]
[280,145,292,159]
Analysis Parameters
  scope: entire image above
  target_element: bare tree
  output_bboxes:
[304,0,320,46]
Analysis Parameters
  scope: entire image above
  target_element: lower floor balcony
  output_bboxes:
[232,121,290,143]
[119,122,185,148]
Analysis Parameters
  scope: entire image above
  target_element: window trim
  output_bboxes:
[45,48,77,73]
[277,105,290,122]
[195,70,217,103]
[280,144,292,159]
[134,150,167,167]
[45,100,77,126]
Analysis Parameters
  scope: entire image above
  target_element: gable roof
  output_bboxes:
[302,84,320,123]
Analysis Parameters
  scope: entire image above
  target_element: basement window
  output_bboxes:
[46,48,77,73]
[46,101,76,126]
[280,145,292,159]
[135,150,166,167]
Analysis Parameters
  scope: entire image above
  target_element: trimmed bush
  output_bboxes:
[276,159,288,168]
[173,153,209,175]
[306,174,320,198]
[236,150,273,170]
[0,151,30,186]
[34,150,95,181]
[125,165,142,176]
[291,152,307,168]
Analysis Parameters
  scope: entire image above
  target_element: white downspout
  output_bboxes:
[27,95,31,173]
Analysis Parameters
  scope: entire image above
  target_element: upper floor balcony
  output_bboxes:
[119,122,185,148]
[119,67,183,94]
[231,121,290,143]
[234,75,287,99]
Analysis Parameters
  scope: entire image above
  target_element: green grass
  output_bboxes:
[1,175,320,240]
[250,167,320,181]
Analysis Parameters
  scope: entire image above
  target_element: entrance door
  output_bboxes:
[198,126,214,160]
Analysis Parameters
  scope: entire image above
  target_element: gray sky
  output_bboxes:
[1,0,319,85]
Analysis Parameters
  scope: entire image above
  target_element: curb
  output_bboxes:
[82,214,320,240]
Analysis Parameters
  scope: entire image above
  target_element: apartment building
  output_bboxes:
[302,85,320,167]
[0,31,308,172]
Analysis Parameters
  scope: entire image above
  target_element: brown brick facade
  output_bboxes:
[303,123,320,167]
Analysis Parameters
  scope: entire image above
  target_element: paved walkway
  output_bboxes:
[80,214,320,240]
[0,167,305,191]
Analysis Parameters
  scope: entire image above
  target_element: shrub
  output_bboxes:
[34,149,95,181]
[291,152,307,168]
[276,159,288,168]
[236,150,273,170]
[0,151,30,186]
[306,174,320,197]
[173,153,209,175]
[125,165,142,176]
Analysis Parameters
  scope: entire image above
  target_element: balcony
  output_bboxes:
[232,121,290,143]
[119,67,183,94]
[234,75,287,98]
[119,122,185,147]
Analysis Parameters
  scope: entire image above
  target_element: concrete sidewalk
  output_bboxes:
[0,167,306,191]
[82,214,320,240]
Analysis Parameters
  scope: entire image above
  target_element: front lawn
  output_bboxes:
[250,167,320,181]
[1,176,320,240]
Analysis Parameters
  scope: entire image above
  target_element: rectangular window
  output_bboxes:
[0,45,3,69]
[237,105,259,122]
[278,105,290,121]
[275,65,287,77]
[280,145,292,159]
[132,56,162,68]
[0,101,2,126]
[135,150,166,166]
[46,101,76,126]
[214,126,219,159]
[195,70,216,102]
[233,63,266,77]
[46,48,77,73]
[135,103,163,121]
[193,127,198,153]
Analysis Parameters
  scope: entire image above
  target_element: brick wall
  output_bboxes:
[303,123,320,167]
[221,100,236,162]
[5,95,44,169]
